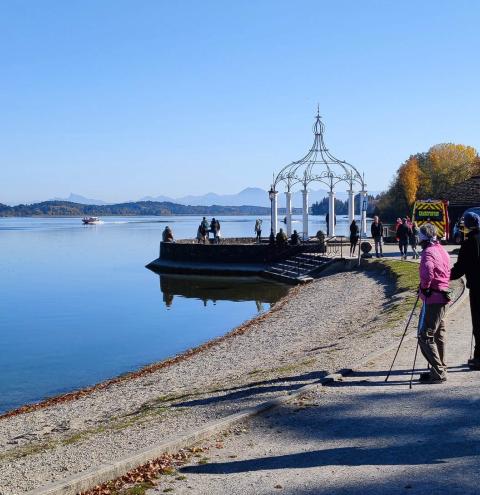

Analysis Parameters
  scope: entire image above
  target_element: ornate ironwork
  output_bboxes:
[273,107,366,192]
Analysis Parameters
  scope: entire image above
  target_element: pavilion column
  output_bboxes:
[360,190,368,237]
[328,190,336,237]
[302,188,309,240]
[348,187,355,225]
[285,191,292,237]
[269,189,278,235]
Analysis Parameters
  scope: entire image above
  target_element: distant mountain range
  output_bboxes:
[12,187,380,212]
[139,187,377,208]
[51,193,108,205]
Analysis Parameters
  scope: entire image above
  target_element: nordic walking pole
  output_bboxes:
[409,340,420,389]
[409,302,426,389]
[470,331,474,360]
[385,292,421,382]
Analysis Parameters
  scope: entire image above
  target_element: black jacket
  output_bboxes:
[397,223,411,242]
[350,223,359,238]
[371,222,383,238]
[451,229,480,290]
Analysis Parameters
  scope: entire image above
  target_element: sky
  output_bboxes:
[1,0,479,205]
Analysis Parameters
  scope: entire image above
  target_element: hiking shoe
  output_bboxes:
[468,358,480,370]
[419,372,446,384]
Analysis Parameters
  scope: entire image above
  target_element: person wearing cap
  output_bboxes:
[450,211,480,369]
[417,223,451,383]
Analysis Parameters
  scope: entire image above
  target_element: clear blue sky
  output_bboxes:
[1,0,479,204]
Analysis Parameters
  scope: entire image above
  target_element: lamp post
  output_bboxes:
[360,189,368,237]
[348,174,355,225]
[285,189,292,237]
[269,186,278,236]
[302,188,309,240]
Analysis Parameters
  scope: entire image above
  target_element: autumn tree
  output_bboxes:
[375,143,479,221]
[427,143,479,196]
[398,155,420,207]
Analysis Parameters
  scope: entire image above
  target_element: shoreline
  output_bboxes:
[0,286,299,421]
[2,260,443,494]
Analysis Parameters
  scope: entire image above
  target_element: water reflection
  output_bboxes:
[158,274,289,310]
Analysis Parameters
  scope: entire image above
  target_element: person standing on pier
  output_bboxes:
[349,220,359,256]
[210,217,218,242]
[450,212,480,369]
[254,219,262,243]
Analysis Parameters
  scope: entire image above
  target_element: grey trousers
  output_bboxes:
[418,303,447,379]
[374,236,383,256]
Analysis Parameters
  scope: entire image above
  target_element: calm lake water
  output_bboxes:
[0,214,354,413]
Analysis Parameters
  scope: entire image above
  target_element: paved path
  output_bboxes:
[148,294,479,495]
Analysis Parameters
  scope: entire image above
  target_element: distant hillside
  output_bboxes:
[0,201,271,217]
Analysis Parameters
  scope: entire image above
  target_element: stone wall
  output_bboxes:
[160,241,303,264]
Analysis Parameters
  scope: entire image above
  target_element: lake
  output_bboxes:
[0,214,355,413]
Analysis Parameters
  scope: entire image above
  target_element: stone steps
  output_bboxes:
[262,253,334,284]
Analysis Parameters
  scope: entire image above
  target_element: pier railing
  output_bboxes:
[324,235,347,258]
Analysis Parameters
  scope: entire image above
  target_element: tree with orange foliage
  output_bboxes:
[375,143,480,221]
[427,143,479,196]
[398,156,420,207]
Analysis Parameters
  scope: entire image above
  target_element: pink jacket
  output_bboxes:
[419,242,451,304]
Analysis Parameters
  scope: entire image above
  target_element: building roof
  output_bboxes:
[443,175,480,207]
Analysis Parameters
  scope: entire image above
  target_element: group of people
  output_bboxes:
[395,216,421,259]
[416,211,480,383]
[197,217,221,244]
[273,228,301,246]
[367,215,420,259]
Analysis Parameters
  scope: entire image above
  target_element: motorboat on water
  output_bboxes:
[82,216,101,225]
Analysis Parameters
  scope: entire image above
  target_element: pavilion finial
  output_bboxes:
[313,107,325,136]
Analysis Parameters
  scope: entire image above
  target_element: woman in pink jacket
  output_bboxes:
[417,223,451,384]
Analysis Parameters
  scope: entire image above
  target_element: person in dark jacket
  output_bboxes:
[450,212,480,369]
[397,218,412,259]
[349,220,359,256]
[276,228,288,246]
[290,230,300,245]
[325,212,337,236]
[162,226,174,242]
[409,221,420,259]
[370,216,384,258]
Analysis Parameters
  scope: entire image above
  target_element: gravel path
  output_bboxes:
[1,266,418,494]
[159,293,477,495]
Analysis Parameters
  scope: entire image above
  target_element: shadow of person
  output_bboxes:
[181,440,479,475]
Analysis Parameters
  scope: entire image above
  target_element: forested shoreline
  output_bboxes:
[0,200,271,217]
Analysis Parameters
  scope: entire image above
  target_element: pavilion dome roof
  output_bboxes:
[273,110,365,192]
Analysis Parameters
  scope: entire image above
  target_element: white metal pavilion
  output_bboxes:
[269,109,367,240]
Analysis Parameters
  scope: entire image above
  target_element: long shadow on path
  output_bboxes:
[181,385,480,476]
